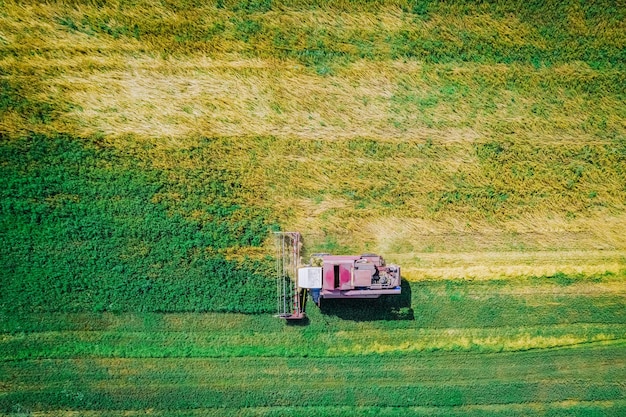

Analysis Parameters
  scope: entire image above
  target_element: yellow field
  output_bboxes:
[1,0,625,278]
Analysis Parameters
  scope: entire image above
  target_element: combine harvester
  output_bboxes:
[275,231,401,320]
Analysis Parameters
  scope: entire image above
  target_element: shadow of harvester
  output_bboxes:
[318,279,414,321]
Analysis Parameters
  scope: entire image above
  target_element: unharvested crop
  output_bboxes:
[1,0,624,270]
[0,134,277,313]
[0,0,625,415]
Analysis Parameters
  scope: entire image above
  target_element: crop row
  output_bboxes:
[1,345,625,413]
[3,381,623,410]
[1,324,623,361]
[2,267,624,325]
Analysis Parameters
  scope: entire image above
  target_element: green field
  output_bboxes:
[1,0,625,415]
[3,274,626,415]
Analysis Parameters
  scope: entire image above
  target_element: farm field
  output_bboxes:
[1,0,625,415]
[2,274,626,415]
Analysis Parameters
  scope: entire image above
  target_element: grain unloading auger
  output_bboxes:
[274,231,401,320]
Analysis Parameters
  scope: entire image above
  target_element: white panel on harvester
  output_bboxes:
[298,267,322,289]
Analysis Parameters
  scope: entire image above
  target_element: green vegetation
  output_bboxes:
[0,134,276,313]
[2,133,624,309]
[1,0,625,415]
[2,349,625,414]
[0,79,57,125]
[1,274,625,414]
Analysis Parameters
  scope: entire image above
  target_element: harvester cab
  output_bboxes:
[274,232,401,320]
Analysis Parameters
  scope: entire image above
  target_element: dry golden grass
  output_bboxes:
[2,0,624,141]
[394,250,626,281]
[288,212,626,280]
[3,56,622,143]
[1,0,624,278]
[117,132,626,276]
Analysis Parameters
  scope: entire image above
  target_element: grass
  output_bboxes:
[1,1,624,140]
[2,134,624,291]
[0,135,277,313]
[1,1,624,261]
[1,0,625,414]
[2,352,625,411]
[1,275,625,414]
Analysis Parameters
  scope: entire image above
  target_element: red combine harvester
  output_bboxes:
[275,231,401,320]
